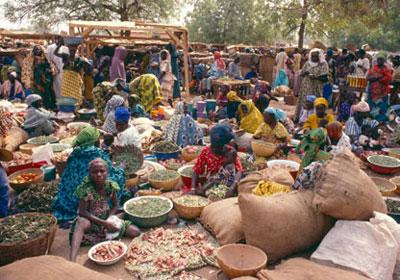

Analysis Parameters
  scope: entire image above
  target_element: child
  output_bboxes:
[298,95,316,125]
[337,90,356,123]
[69,158,140,262]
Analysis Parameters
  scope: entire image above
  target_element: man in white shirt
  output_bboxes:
[114,107,141,149]
[275,48,288,71]
[46,38,64,98]
[355,49,370,77]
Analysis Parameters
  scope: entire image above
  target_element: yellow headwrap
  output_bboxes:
[227,91,243,102]
[314,97,328,108]
[238,100,263,134]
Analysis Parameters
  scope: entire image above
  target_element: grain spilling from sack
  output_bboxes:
[199,197,244,245]
[257,257,371,280]
[313,151,387,220]
[239,190,334,262]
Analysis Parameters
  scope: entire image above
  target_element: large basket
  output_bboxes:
[182,146,202,162]
[8,168,44,193]
[251,140,275,157]
[173,195,208,220]
[0,212,57,266]
[148,170,180,191]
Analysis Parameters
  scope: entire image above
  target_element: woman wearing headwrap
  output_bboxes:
[294,48,329,122]
[22,94,55,137]
[299,95,316,125]
[237,100,264,134]
[295,128,331,171]
[128,94,147,118]
[160,49,176,101]
[114,107,141,148]
[93,81,119,122]
[303,97,335,131]
[227,91,243,119]
[366,52,392,122]
[1,71,24,100]
[325,121,351,155]
[202,51,226,94]
[53,126,126,224]
[192,124,243,194]
[129,74,163,112]
[102,95,126,134]
[110,46,128,82]
[164,101,203,148]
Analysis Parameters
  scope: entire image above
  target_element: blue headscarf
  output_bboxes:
[264,107,286,122]
[210,124,234,147]
[274,69,289,88]
[306,95,317,103]
[115,106,130,123]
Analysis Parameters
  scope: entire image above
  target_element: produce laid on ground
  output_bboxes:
[10,172,38,184]
[174,195,209,208]
[252,180,291,197]
[0,214,54,244]
[113,144,143,177]
[385,198,400,214]
[90,241,126,262]
[125,224,218,279]
[15,182,57,213]
[152,141,180,153]
[206,185,230,201]
[125,197,172,217]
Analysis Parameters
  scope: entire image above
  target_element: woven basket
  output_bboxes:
[182,147,201,162]
[148,172,180,191]
[251,140,275,157]
[173,195,208,220]
[0,213,57,266]
[9,168,44,193]
[371,177,396,196]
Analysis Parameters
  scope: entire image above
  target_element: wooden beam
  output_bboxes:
[182,31,190,97]
[82,27,95,38]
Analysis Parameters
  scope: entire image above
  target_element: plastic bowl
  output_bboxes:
[152,149,181,161]
[8,168,44,193]
[267,159,300,179]
[367,155,400,175]
[123,196,173,228]
[88,241,127,266]
[58,104,76,113]
[216,244,267,278]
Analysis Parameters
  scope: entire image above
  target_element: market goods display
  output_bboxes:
[173,195,209,220]
[59,136,76,145]
[137,189,162,196]
[136,160,165,183]
[370,177,396,196]
[205,184,230,201]
[159,158,185,171]
[182,146,202,162]
[0,108,13,137]
[5,151,31,170]
[367,155,400,174]
[251,140,275,157]
[4,127,29,151]
[112,144,143,177]
[67,122,91,132]
[179,166,194,177]
[217,244,267,278]
[9,168,44,192]
[148,169,180,190]
[0,213,57,266]
[27,135,59,145]
[257,258,371,280]
[239,191,334,262]
[125,224,218,280]
[200,197,244,245]
[238,153,256,174]
[252,180,291,197]
[88,241,127,265]
[15,182,57,213]
[152,140,181,160]
[267,160,299,178]
[123,196,173,227]
[19,143,39,155]
[49,143,71,153]
[314,151,387,220]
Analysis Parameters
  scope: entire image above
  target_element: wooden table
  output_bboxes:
[212,79,251,97]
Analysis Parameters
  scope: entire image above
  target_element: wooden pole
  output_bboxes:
[182,31,190,98]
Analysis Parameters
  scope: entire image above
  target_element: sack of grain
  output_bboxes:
[238,167,294,194]
[239,190,334,262]
[313,151,387,220]
[0,255,117,280]
[4,127,28,151]
[199,197,244,245]
[257,258,370,280]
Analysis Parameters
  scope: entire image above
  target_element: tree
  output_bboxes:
[3,0,181,30]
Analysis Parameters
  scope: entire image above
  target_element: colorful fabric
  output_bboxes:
[93,82,118,122]
[72,126,100,147]
[306,95,316,103]
[110,46,127,82]
[299,108,315,124]
[303,113,335,130]
[345,117,379,140]
[274,69,289,87]
[227,91,242,102]
[367,95,390,122]
[114,106,130,123]
[337,101,352,122]
[264,107,286,122]
[352,101,370,112]
[115,125,141,148]
[33,60,56,109]
[253,122,289,142]
[1,80,24,100]
[102,95,125,134]
[60,70,83,104]
[238,100,263,134]
[160,50,176,100]
[193,146,243,175]
[210,124,234,147]
[83,74,94,101]
[326,132,352,155]
[296,128,330,169]
[367,64,392,101]
[213,52,226,70]
[314,97,329,108]
[129,74,163,112]
[164,102,203,147]
[53,146,125,223]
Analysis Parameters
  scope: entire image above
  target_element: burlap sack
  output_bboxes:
[238,167,294,194]
[4,127,28,151]
[0,255,117,280]
[239,191,334,262]
[199,197,244,245]
[257,258,370,280]
[313,151,387,220]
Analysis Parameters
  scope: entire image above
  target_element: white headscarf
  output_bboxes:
[308,48,325,67]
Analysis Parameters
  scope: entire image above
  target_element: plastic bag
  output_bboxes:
[311,220,398,280]
[32,143,54,165]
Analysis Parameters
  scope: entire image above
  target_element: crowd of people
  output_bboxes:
[0,36,400,263]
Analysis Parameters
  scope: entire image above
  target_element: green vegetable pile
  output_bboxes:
[238,154,256,173]
[126,197,171,217]
[369,155,400,168]
[0,214,54,244]
[149,170,179,181]
[152,141,180,153]
[174,195,208,207]
[385,199,400,214]
[28,136,58,145]
[206,185,230,200]
[180,166,194,178]
[16,182,57,213]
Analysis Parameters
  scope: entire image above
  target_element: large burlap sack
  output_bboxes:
[0,255,117,280]
[257,258,370,280]
[4,127,28,151]
[238,166,294,194]
[311,220,398,280]
[239,190,334,262]
[199,197,244,245]
[313,151,387,220]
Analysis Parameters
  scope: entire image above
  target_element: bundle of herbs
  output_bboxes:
[15,182,57,213]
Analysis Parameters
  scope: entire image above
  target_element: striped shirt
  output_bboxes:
[345,117,379,139]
